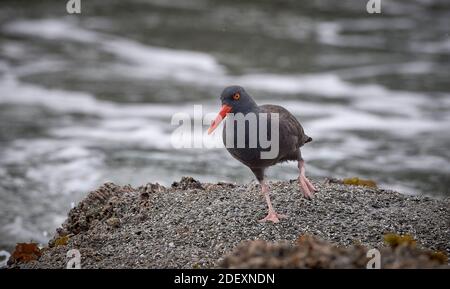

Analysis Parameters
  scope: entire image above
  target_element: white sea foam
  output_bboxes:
[4,18,225,80]
[333,62,434,79]
[51,121,173,150]
[140,0,208,10]
[1,71,448,152]
[6,17,448,104]
[2,217,48,245]
[316,22,386,48]
[50,146,92,161]
[0,76,194,118]
[4,18,99,42]
[412,39,450,55]
[1,138,104,192]
[0,250,11,268]
[308,110,444,135]
[338,18,415,32]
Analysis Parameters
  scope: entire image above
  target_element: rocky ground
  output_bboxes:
[8,177,450,268]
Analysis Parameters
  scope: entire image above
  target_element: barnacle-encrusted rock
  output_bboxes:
[221,234,448,269]
[10,179,449,269]
[61,183,125,235]
[7,243,41,266]
[137,182,165,207]
[171,176,204,190]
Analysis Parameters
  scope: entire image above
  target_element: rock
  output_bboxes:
[106,217,120,228]
[7,243,41,266]
[171,176,204,190]
[11,178,450,269]
[221,234,448,269]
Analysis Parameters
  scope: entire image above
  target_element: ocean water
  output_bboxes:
[0,0,449,252]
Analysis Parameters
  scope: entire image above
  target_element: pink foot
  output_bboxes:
[299,176,314,199]
[304,176,316,192]
[298,160,316,199]
[259,211,287,223]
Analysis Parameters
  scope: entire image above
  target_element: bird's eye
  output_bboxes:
[233,92,240,100]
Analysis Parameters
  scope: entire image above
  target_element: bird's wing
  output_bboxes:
[259,104,310,149]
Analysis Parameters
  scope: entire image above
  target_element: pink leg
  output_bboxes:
[298,160,316,199]
[258,180,287,223]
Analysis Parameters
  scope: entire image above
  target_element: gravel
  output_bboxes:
[11,177,450,268]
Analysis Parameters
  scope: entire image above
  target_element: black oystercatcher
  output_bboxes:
[208,85,316,223]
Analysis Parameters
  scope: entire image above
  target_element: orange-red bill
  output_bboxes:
[207,104,232,134]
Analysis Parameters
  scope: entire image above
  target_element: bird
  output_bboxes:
[207,85,316,223]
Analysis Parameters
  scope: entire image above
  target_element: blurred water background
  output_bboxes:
[0,0,449,252]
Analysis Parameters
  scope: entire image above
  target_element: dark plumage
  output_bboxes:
[208,85,316,223]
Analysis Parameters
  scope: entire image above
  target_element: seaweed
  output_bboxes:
[429,251,448,264]
[8,243,41,265]
[383,233,416,248]
[54,235,69,246]
[343,177,377,188]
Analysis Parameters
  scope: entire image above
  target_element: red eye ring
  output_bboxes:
[233,92,240,100]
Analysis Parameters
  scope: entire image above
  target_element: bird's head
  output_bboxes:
[208,85,257,134]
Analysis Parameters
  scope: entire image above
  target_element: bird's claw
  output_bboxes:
[259,211,287,223]
[303,191,314,199]
[299,175,316,199]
